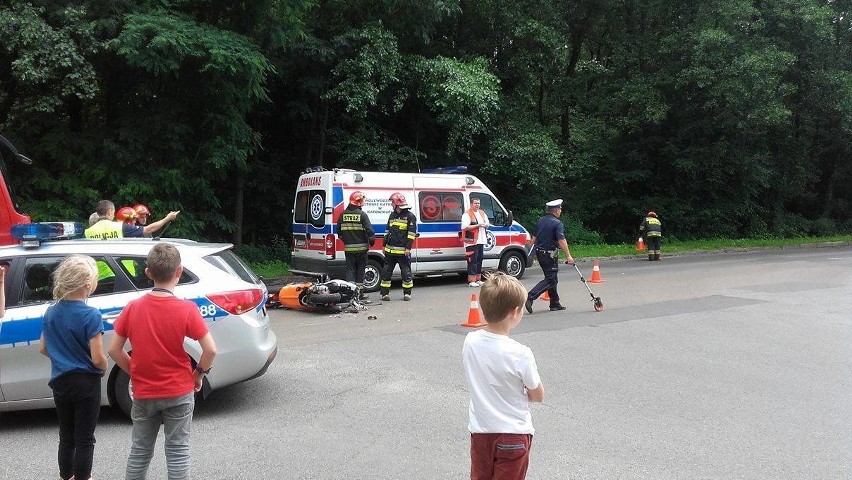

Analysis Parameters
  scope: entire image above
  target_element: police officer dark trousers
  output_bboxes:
[338,191,375,299]
[380,193,417,301]
[639,211,662,261]
[525,199,575,313]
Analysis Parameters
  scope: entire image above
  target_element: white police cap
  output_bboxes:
[546,199,563,208]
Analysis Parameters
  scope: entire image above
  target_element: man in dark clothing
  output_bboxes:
[337,191,375,300]
[525,199,575,313]
[639,211,662,261]
[380,192,417,302]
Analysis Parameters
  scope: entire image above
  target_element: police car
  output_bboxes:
[0,223,277,416]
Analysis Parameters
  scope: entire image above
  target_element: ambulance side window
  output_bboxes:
[470,193,507,225]
[418,192,463,222]
[294,190,326,228]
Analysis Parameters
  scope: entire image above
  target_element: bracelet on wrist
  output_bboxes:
[194,364,212,375]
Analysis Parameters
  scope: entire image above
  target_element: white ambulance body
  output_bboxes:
[290,168,531,291]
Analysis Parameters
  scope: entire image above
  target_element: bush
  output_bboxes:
[516,209,604,245]
[810,217,837,236]
[234,236,291,264]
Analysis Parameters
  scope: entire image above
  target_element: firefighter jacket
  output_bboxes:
[639,216,662,237]
[383,209,417,255]
[337,205,375,253]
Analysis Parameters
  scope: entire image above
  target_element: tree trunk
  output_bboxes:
[233,170,244,248]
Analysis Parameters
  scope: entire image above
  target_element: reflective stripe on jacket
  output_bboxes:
[85,220,124,239]
[384,209,416,255]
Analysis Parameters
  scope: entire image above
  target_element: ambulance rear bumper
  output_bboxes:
[290,256,347,281]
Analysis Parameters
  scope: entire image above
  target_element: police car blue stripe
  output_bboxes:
[0,297,228,347]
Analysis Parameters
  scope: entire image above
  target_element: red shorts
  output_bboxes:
[470,433,533,480]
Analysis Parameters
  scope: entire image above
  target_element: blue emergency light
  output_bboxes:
[11,222,85,247]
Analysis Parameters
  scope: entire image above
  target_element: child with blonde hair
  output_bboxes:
[462,272,544,480]
[39,255,108,480]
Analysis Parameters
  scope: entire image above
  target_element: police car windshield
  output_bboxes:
[204,250,259,284]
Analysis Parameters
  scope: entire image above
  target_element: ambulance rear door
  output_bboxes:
[291,173,334,276]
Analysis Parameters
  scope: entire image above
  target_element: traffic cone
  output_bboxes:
[636,237,646,251]
[589,259,606,283]
[540,290,550,302]
[460,293,486,327]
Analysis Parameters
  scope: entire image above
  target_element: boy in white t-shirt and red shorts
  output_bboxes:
[462,272,545,480]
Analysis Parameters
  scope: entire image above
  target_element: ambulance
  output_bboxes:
[290,167,531,291]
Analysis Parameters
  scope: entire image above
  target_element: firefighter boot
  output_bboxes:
[648,254,654,261]
[654,253,660,261]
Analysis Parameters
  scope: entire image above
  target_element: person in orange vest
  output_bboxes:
[460,197,490,287]
[639,211,662,261]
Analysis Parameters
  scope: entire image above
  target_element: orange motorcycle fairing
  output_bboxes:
[278,282,313,311]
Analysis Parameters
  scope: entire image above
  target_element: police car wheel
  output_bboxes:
[110,367,133,417]
[499,251,526,279]
[363,259,382,292]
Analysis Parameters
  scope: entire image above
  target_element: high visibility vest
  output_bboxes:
[462,209,485,245]
[85,220,123,239]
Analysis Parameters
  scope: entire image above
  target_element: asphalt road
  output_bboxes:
[1,245,851,479]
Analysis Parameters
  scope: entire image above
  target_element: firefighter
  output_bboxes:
[525,199,575,313]
[639,211,662,261]
[380,192,417,301]
[337,191,375,301]
[461,197,490,287]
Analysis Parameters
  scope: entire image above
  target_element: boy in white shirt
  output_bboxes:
[462,272,544,480]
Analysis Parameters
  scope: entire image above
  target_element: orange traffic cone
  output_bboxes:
[589,259,606,283]
[636,237,646,251]
[460,293,486,327]
[540,290,550,302]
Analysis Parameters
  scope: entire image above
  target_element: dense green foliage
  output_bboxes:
[2,0,851,259]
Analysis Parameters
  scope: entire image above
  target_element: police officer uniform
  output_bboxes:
[639,211,662,261]
[84,219,144,239]
[337,199,375,297]
[380,200,417,301]
[526,199,574,313]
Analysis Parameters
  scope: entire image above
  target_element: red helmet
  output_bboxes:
[389,192,409,208]
[133,204,151,217]
[116,206,137,223]
[646,211,657,218]
[349,191,366,207]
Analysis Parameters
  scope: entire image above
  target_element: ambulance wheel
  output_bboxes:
[363,259,382,292]
[109,366,133,418]
[499,251,526,279]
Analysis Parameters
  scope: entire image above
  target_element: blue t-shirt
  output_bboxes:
[533,213,566,250]
[42,300,104,386]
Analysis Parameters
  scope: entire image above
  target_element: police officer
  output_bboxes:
[380,192,416,302]
[84,200,179,239]
[639,211,662,261]
[337,191,375,300]
[525,199,574,313]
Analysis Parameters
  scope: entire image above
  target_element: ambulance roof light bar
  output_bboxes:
[11,222,85,247]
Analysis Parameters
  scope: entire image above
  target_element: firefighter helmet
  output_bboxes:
[133,204,151,217]
[389,192,409,209]
[646,211,657,218]
[349,191,366,207]
[116,206,137,223]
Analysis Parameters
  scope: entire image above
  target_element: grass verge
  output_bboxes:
[248,235,852,278]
